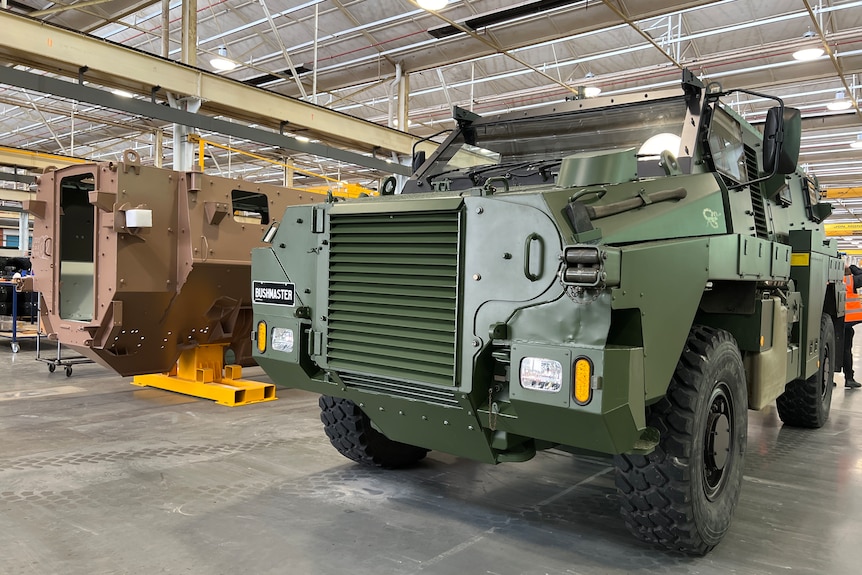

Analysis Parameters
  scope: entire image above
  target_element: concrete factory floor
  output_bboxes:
[2,337,861,575]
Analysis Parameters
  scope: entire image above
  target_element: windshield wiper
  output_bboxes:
[424,159,563,191]
[465,159,562,183]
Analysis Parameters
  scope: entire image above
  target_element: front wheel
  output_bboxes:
[776,313,834,428]
[319,395,428,469]
[615,326,747,555]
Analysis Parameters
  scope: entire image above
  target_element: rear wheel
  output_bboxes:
[319,395,428,469]
[615,326,747,555]
[776,313,834,428]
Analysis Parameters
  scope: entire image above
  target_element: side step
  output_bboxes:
[132,344,276,407]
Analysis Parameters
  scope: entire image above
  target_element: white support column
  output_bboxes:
[312,4,319,105]
[395,71,410,188]
[387,63,402,128]
[154,129,164,168]
[167,93,201,171]
[18,212,28,256]
[70,100,76,156]
[397,69,409,133]
[285,157,294,188]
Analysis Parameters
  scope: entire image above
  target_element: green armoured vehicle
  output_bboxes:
[251,71,844,554]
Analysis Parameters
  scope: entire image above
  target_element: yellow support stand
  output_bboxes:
[132,344,276,407]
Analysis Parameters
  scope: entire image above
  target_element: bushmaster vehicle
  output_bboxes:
[251,71,843,553]
[28,152,324,402]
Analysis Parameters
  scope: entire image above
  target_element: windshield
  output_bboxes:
[423,96,690,182]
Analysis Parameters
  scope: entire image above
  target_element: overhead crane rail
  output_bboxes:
[0,145,88,172]
[190,135,377,198]
[822,187,862,199]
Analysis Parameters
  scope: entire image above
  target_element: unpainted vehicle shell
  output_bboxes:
[29,155,324,376]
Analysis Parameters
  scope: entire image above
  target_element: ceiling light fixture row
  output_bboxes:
[793,26,861,115]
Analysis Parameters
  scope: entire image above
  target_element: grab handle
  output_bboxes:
[523,233,543,281]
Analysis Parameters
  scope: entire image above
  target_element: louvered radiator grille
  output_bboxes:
[327,209,461,388]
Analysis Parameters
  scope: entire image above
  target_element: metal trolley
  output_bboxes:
[35,336,95,377]
[30,289,94,376]
[0,279,40,353]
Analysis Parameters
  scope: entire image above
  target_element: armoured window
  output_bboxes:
[803,177,825,222]
[707,107,746,182]
[231,190,269,225]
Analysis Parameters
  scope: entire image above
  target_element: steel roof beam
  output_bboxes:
[0,11,420,159]
[0,66,410,175]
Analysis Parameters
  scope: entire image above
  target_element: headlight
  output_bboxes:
[272,327,294,352]
[519,357,563,392]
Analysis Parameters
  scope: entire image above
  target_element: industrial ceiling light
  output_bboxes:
[793,47,824,61]
[583,71,601,98]
[210,46,238,71]
[827,90,853,111]
[851,134,862,149]
[111,88,134,98]
[792,29,824,61]
[417,0,448,10]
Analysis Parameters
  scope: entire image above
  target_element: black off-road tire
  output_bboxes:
[319,395,429,469]
[776,313,834,428]
[614,326,747,555]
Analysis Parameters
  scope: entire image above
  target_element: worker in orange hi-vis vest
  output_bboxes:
[843,264,862,388]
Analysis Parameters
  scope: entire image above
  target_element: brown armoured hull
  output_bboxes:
[29,154,324,376]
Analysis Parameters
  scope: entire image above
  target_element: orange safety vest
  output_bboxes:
[846,278,862,323]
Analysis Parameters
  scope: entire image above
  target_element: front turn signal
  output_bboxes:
[256,321,267,353]
[573,357,592,405]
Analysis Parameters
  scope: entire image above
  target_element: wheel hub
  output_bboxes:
[703,384,734,500]
[707,412,730,469]
[820,348,831,401]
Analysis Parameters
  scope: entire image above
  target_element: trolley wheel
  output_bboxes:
[65,366,73,377]
[48,363,56,373]
[11,342,19,353]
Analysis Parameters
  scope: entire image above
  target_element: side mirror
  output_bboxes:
[763,106,801,175]
[411,150,426,174]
